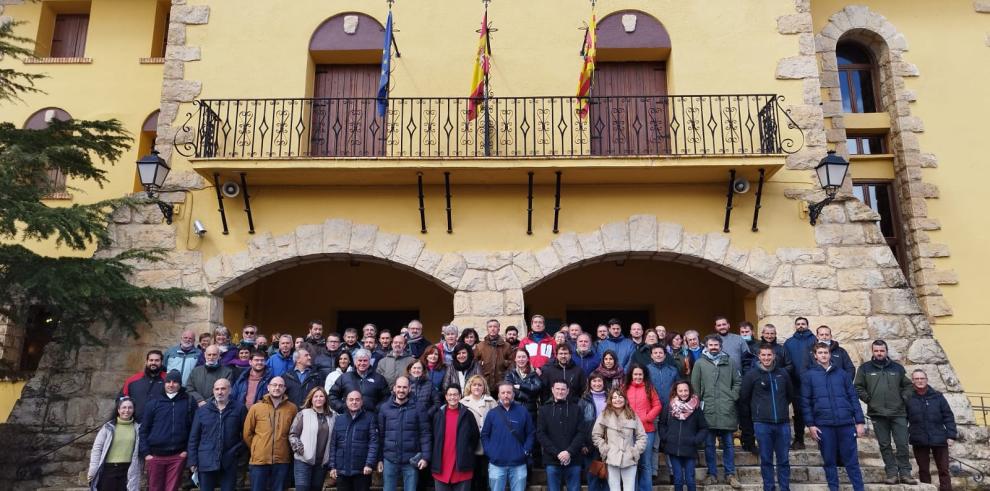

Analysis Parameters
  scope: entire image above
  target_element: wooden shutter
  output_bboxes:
[51,14,89,58]
[311,64,383,157]
[589,62,669,156]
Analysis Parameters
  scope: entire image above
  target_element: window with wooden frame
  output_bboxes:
[50,13,90,58]
[150,0,171,58]
[852,181,908,274]
[846,133,888,155]
[837,42,879,113]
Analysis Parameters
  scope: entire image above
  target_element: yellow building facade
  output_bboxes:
[1,0,989,486]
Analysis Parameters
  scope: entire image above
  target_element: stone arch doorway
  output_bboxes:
[523,257,759,337]
[219,256,454,340]
[201,220,468,341]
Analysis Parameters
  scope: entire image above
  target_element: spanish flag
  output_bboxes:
[576,11,597,119]
[467,11,491,122]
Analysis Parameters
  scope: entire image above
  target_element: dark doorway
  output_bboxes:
[336,310,420,335]
[590,62,669,156]
[565,309,651,337]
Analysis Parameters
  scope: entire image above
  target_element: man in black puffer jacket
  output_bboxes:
[140,370,196,491]
[536,381,587,491]
[329,349,389,414]
[539,345,587,403]
[741,344,794,491]
[377,377,432,491]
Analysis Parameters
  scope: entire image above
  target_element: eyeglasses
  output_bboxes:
[244,330,256,335]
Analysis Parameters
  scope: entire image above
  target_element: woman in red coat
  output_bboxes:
[624,364,662,491]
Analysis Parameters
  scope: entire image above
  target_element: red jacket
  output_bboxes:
[625,381,662,432]
[520,334,556,369]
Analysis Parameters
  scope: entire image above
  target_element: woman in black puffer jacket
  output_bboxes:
[906,370,957,491]
[657,381,709,491]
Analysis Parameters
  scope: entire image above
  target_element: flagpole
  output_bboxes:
[482,0,491,157]
[387,0,401,58]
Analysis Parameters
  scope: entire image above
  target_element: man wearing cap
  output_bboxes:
[141,370,196,491]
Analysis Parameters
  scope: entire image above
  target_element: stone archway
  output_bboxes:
[201,219,469,327]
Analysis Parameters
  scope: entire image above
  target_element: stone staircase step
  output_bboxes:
[37,485,939,491]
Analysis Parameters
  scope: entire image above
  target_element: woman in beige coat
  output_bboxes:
[592,388,648,491]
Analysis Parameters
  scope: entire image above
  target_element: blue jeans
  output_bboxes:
[755,422,792,491]
[546,463,581,491]
[292,460,327,491]
[198,467,237,491]
[669,456,697,491]
[818,425,864,491]
[705,429,736,477]
[249,463,290,491]
[636,432,655,491]
[488,463,527,491]
[383,460,419,491]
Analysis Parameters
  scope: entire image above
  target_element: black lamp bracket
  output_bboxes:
[808,196,834,226]
[157,201,175,225]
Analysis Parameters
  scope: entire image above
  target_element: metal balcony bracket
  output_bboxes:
[723,169,736,233]
[240,173,255,234]
[752,168,765,232]
[212,173,230,235]
[553,171,562,234]
[417,172,427,234]
[444,172,452,234]
[527,172,534,235]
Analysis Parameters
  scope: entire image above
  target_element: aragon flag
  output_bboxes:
[466,11,491,122]
[576,11,597,119]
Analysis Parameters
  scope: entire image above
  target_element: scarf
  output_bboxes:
[670,394,699,420]
[593,362,624,381]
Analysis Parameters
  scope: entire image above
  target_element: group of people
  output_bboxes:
[86,315,960,491]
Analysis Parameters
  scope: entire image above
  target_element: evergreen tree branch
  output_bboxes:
[0,21,45,103]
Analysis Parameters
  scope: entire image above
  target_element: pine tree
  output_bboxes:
[0,21,194,354]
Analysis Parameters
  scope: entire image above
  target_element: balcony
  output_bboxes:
[174,94,803,185]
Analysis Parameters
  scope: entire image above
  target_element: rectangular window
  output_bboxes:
[150,0,171,58]
[846,134,888,155]
[50,14,89,58]
[852,181,907,273]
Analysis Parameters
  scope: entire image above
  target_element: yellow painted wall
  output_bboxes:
[811,1,990,392]
[0,380,27,422]
[525,259,756,335]
[1,0,165,257]
[223,260,454,341]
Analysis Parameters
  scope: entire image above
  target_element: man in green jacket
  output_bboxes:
[691,335,742,489]
[853,340,917,485]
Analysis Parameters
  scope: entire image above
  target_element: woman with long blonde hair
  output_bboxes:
[460,374,497,491]
[592,388,647,491]
[288,387,336,491]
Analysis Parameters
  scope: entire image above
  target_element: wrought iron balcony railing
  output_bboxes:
[174,94,803,160]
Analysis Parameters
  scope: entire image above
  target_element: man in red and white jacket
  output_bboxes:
[519,314,556,370]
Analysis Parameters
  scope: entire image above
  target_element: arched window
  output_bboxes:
[590,10,671,156]
[308,13,386,157]
[837,42,879,113]
[23,107,73,197]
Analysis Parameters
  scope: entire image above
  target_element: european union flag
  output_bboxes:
[377,11,393,117]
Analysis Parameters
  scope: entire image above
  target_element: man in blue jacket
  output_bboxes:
[231,351,273,408]
[573,333,601,377]
[740,344,794,491]
[187,378,247,491]
[266,335,295,377]
[596,318,636,369]
[800,343,866,491]
[377,377,432,491]
[783,316,816,449]
[329,390,380,491]
[141,370,196,491]
[482,382,535,491]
